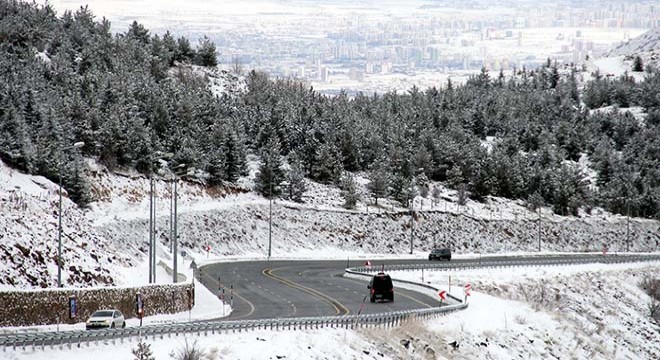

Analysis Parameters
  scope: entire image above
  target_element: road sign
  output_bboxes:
[364,260,372,267]
[68,295,77,319]
[190,260,197,270]
[464,283,472,297]
[438,290,446,301]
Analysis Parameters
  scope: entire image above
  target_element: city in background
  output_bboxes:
[50,0,659,93]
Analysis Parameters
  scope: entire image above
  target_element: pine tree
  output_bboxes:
[132,339,155,360]
[367,168,389,206]
[341,173,360,209]
[195,35,217,67]
[417,173,430,198]
[286,151,306,203]
[175,36,195,64]
[311,142,342,184]
[527,191,544,211]
[431,185,441,206]
[126,21,150,44]
[254,138,284,198]
[222,129,246,182]
[632,55,644,72]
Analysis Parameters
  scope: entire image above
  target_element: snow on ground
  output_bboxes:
[6,327,390,360]
[5,261,659,359]
[2,157,660,290]
[0,160,133,289]
[382,262,660,359]
[591,55,646,82]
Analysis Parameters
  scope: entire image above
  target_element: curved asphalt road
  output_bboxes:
[198,259,440,320]
[197,254,657,320]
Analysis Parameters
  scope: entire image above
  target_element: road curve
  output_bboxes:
[198,253,659,320]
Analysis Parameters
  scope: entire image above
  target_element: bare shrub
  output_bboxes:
[170,338,204,360]
[640,276,660,322]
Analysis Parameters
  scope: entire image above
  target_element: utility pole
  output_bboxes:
[57,161,63,288]
[173,178,178,283]
[148,176,154,283]
[268,160,273,259]
[152,179,157,283]
[537,208,541,252]
[410,208,414,255]
[56,141,84,288]
[626,202,630,253]
[169,180,174,254]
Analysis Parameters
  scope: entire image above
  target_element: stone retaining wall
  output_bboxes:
[0,282,194,327]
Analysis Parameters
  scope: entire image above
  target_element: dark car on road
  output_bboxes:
[428,248,452,261]
[368,272,394,303]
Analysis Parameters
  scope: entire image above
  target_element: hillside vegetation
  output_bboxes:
[0,0,658,219]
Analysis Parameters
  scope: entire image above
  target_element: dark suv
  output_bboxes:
[368,272,394,303]
[428,248,452,261]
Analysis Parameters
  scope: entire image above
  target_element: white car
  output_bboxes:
[85,309,126,330]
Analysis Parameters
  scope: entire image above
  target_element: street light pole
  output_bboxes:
[169,180,173,254]
[268,161,273,259]
[57,141,84,288]
[173,177,178,283]
[626,202,630,253]
[148,175,153,283]
[537,208,541,252]
[58,162,63,288]
[152,176,157,283]
[170,164,186,283]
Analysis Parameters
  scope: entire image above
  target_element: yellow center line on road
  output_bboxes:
[263,268,351,316]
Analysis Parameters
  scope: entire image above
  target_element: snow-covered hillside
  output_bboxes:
[1,158,659,290]
[608,26,660,61]
[386,263,660,359]
[0,162,132,289]
[601,27,660,72]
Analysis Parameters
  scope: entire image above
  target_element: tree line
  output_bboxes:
[0,0,658,219]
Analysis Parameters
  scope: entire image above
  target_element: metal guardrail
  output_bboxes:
[349,254,660,273]
[3,254,657,350]
[0,305,466,351]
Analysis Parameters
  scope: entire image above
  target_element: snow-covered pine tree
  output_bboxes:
[312,142,342,184]
[195,35,217,67]
[632,55,644,72]
[431,185,441,206]
[132,338,155,360]
[367,168,389,206]
[286,151,306,203]
[254,138,285,197]
[222,128,246,182]
[341,173,360,209]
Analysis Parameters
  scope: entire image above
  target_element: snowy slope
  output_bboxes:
[1,158,659,290]
[609,26,660,57]
[0,161,133,289]
[386,263,660,359]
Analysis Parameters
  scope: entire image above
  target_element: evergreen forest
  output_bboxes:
[1,0,658,219]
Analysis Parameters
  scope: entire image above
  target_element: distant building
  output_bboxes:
[380,62,392,74]
[348,68,364,81]
[365,62,374,74]
[320,66,330,82]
